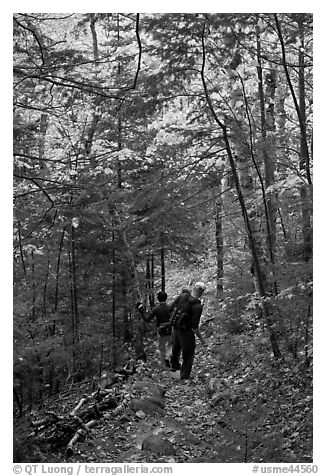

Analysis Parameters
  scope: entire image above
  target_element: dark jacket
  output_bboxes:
[169,292,203,330]
[144,302,170,327]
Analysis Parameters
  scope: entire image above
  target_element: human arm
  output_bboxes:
[191,301,205,344]
[145,306,157,323]
[136,302,157,322]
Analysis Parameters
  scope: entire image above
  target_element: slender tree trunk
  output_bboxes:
[84,14,100,159]
[17,220,27,279]
[305,303,312,366]
[31,250,36,322]
[160,246,165,292]
[274,14,312,184]
[213,175,224,296]
[114,211,145,358]
[274,73,291,251]
[274,14,312,262]
[69,223,80,380]
[54,228,66,312]
[151,253,155,301]
[256,28,278,294]
[111,229,117,366]
[38,113,48,168]
[145,255,155,307]
[145,256,151,308]
[99,338,104,378]
[121,272,131,342]
[277,206,288,242]
[42,247,50,317]
[116,14,123,188]
[297,15,312,262]
[14,386,23,417]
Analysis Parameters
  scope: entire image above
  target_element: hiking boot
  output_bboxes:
[170,364,181,372]
[164,359,171,368]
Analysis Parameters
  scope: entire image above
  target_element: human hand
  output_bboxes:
[136,302,144,311]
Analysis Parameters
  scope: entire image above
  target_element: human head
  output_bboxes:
[192,282,206,298]
[181,288,191,295]
[157,291,167,302]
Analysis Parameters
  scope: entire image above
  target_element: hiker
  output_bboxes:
[169,282,206,380]
[136,291,172,368]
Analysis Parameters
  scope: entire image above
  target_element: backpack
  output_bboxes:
[170,293,192,330]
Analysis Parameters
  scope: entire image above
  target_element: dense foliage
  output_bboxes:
[13,13,312,457]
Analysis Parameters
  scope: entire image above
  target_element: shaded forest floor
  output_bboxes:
[14,296,313,464]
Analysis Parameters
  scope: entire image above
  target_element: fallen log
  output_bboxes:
[29,362,137,457]
[65,419,98,458]
[69,397,88,417]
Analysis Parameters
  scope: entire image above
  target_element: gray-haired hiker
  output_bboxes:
[169,282,206,381]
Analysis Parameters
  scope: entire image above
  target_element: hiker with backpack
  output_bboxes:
[169,282,206,381]
[136,291,172,368]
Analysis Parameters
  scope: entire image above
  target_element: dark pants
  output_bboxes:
[170,328,195,379]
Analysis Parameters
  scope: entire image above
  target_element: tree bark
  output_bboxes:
[31,250,36,322]
[38,113,48,168]
[115,211,146,358]
[111,229,117,366]
[213,175,224,296]
[69,223,80,380]
[54,228,66,313]
[297,15,312,262]
[274,14,312,185]
[84,14,100,159]
[160,246,165,292]
[17,220,27,279]
[256,26,278,294]
[121,272,131,342]
[42,247,50,317]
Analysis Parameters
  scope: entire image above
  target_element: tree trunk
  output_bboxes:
[54,228,66,312]
[145,256,151,308]
[213,175,224,296]
[116,14,123,188]
[14,385,23,417]
[121,272,131,342]
[17,220,27,279]
[31,250,36,322]
[69,223,80,380]
[84,14,100,159]
[42,247,50,317]
[115,212,146,358]
[297,15,312,262]
[160,246,165,292]
[111,229,117,366]
[274,14,312,262]
[224,132,281,358]
[151,253,155,302]
[256,27,278,294]
[38,113,48,168]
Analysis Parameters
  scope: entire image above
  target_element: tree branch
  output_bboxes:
[14,16,46,66]
[133,14,142,89]
[274,14,311,185]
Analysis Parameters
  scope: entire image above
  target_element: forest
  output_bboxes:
[13,13,313,465]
